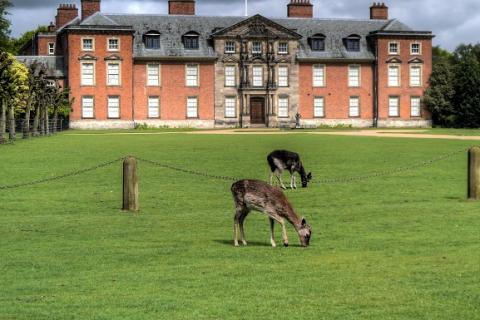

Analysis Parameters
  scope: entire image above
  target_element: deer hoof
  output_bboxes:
[234,241,239,247]
[284,242,289,247]
[242,240,247,246]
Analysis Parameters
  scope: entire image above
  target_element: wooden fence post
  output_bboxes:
[468,147,480,200]
[123,156,139,212]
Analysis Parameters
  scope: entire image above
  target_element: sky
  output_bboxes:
[7,0,480,51]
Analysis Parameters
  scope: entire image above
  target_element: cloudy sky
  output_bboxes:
[7,0,480,50]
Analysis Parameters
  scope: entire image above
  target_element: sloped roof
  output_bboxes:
[66,13,431,61]
[16,56,65,78]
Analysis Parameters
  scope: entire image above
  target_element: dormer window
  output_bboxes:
[183,31,200,50]
[144,31,161,50]
[310,34,325,51]
[345,35,361,52]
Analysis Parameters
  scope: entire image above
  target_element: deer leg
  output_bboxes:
[233,205,246,247]
[270,172,275,186]
[293,175,297,189]
[269,214,289,247]
[276,171,287,189]
[269,217,276,247]
[290,174,295,189]
[280,219,289,247]
[239,212,249,246]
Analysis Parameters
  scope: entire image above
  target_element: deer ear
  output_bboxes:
[301,217,307,226]
[307,172,312,180]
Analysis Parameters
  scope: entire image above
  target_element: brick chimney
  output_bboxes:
[370,2,389,20]
[81,0,101,21]
[288,0,313,18]
[55,4,78,29]
[169,0,195,15]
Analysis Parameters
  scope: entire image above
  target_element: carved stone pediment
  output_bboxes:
[78,54,97,61]
[408,57,424,64]
[386,57,402,64]
[222,56,239,63]
[212,14,302,40]
[274,56,292,63]
[104,54,123,61]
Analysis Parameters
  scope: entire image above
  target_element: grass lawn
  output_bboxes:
[0,132,479,320]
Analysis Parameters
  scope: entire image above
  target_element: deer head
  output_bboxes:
[301,171,312,188]
[298,217,312,247]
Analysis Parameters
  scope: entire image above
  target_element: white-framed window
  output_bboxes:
[389,96,400,117]
[388,65,400,87]
[389,42,399,55]
[313,64,325,87]
[410,65,422,87]
[148,96,160,118]
[225,96,236,118]
[147,64,160,86]
[348,65,361,87]
[349,96,360,117]
[81,62,95,86]
[278,97,289,118]
[48,42,55,55]
[108,38,120,51]
[252,41,262,54]
[82,96,94,119]
[411,96,421,117]
[314,97,325,118]
[225,65,236,87]
[225,41,235,53]
[252,66,263,87]
[82,38,94,51]
[186,64,199,87]
[107,62,120,86]
[278,66,289,87]
[187,97,198,118]
[278,42,288,54]
[108,96,120,119]
[411,43,421,55]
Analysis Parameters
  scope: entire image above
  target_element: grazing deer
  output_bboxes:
[231,179,312,248]
[267,150,312,189]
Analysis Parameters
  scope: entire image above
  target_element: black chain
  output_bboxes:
[138,148,468,185]
[137,157,239,182]
[311,148,467,185]
[0,157,123,190]
[0,148,469,191]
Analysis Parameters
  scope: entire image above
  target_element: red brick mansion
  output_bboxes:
[18,0,434,129]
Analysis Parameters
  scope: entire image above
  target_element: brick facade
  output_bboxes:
[18,0,433,129]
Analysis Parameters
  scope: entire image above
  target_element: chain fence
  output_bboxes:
[0,157,123,190]
[0,147,470,191]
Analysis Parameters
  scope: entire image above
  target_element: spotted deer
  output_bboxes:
[231,179,312,247]
[267,150,312,189]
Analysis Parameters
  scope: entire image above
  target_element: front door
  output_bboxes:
[250,98,265,124]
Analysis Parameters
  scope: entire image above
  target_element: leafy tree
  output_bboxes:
[451,45,480,128]
[424,56,455,126]
[0,0,12,50]
[0,50,29,142]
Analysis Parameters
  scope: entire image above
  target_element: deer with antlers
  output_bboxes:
[231,179,312,247]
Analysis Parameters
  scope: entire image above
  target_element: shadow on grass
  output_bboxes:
[213,239,303,248]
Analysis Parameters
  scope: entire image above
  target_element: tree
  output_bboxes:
[0,0,12,50]
[451,45,480,128]
[0,50,29,142]
[424,56,455,126]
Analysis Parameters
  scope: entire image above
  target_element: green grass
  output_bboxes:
[0,132,479,320]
